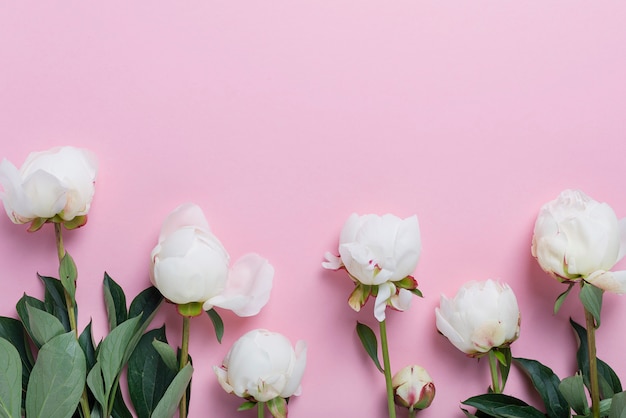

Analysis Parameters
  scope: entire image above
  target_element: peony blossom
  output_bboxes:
[531,189,626,294]
[435,279,520,357]
[150,203,273,316]
[0,146,97,231]
[392,365,436,411]
[323,213,421,321]
[214,329,307,404]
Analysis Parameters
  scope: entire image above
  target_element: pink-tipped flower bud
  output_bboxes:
[392,365,435,410]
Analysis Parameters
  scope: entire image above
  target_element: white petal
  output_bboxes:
[159,203,211,241]
[281,340,307,398]
[321,252,343,270]
[209,253,274,316]
[586,270,626,294]
[374,282,393,322]
[389,288,412,312]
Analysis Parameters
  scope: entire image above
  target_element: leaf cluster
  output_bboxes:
[0,257,195,418]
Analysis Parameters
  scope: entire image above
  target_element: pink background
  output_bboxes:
[2,2,626,417]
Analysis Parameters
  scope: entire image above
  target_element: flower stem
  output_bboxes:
[257,402,265,418]
[379,320,396,418]
[408,407,416,418]
[585,307,600,418]
[179,315,191,418]
[55,224,90,418]
[488,349,502,394]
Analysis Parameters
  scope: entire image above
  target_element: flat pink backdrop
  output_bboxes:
[2,2,626,417]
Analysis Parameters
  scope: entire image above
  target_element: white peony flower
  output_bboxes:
[531,189,626,293]
[0,146,97,230]
[323,213,421,321]
[150,203,273,316]
[435,279,520,357]
[214,329,307,404]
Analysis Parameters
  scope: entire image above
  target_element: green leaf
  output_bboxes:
[39,275,72,332]
[87,362,107,410]
[0,317,34,402]
[609,391,626,418]
[237,401,257,411]
[462,393,546,418]
[111,385,133,418]
[571,319,622,398]
[267,396,288,418]
[128,327,178,418]
[0,337,22,418]
[128,286,163,326]
[150,363,193,418]
[206,309,224,343]
[16,294,47,344]
[79,321,97,373]
[59,252,78,301]
[554,283,575,314]
[355,322,383,373]
[513,357,569,418]
[25,332,86,418]
[152,340,178,372]
[103,273,128,331]
[25,303,66,348]
[410,288,424,298]
[98,315,143,393]
[579,283,603,328]
[559,374,589,415]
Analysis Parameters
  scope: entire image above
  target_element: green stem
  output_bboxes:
[408,407,417,418]
[488,349,501,394]
[179,315,191,418]
[585,307,600,418]
[258,402,265,418]
[55,224,90,418]
[379,320,396,418]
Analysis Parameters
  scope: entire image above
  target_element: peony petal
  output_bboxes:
[209,253,274,317]
[321,252,343,270]
[374,282,393,322]
[586,270,626,294]
[281,340,307,398]
[389,288,412,312]
[618,218,626,262]
[159,203,211,241]
[213,366,235,394]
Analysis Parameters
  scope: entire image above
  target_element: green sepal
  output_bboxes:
[409,287,424,298]
[206,308,224,343]
[59,252,78,301]
[355,321,383,373]
[580,283,603,328]
[513,357,569,418]
[62,215,88,230]
[495,347,512,390]
[348,284,371,312]
[461,393,546,418]
[559,373,589,415]
[554,283,575,314]
[237,401,257,411]
[267,397,288,418]
[27,217,47,232]
[177,302,204,317]
[103,273,128,331]
[395,276,418,290]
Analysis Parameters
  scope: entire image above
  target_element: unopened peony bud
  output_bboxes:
[392,365,435,410]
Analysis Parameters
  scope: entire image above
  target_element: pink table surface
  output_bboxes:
[2,2,626,417]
